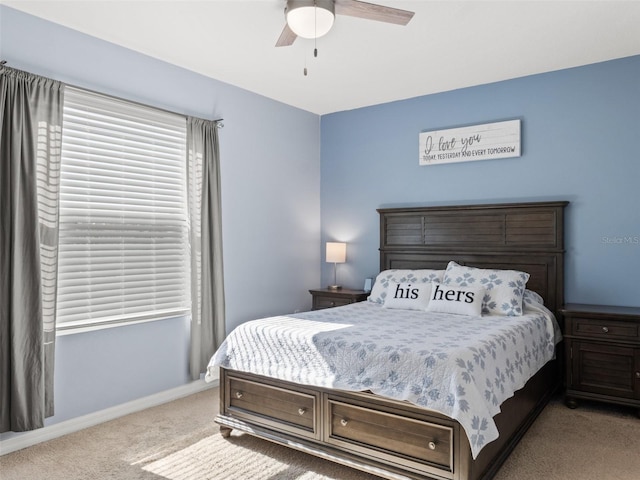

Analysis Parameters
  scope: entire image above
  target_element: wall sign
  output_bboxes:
[419,119,521,166]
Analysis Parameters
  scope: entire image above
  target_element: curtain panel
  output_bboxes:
[0,67,62,432]
[186,118,225,381]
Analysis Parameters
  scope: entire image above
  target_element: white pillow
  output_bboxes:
[368,269,444,304]
[426,283,484,316]
[442,261,530,316]
[523,289,544,307]
[382,282,433,310]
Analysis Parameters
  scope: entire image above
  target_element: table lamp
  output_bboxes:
[326,242,346,290]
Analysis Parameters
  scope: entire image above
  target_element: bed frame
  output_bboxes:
[215,201,568,480]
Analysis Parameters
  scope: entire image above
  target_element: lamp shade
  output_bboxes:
[326,242,346,263]
[286,0,335,39]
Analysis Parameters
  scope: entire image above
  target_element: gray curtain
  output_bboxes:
[0,67,63,432]
[186,117,225,380]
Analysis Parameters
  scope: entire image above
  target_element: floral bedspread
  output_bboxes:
[206,296,560,458]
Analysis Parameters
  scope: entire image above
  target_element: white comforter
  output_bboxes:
[206,297,560,458]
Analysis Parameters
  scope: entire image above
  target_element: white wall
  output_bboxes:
[0,5,321,440]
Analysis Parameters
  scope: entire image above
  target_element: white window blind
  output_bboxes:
[57,86,190,330]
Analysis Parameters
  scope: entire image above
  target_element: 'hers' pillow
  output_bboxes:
[426,283,484,316]
[442,261,530,316]
[382,282,433,310]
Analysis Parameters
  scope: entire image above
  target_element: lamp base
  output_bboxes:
[327,284,342,290]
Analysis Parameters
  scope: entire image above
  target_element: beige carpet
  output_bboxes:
[1,387,638,480]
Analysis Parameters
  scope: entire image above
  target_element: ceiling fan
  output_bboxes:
[276,0,415,47]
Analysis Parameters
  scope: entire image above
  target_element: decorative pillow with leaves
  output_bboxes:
[442,261,530,316]
[368,269,444,305]
[382,282,433,310]
[426,283,484,316]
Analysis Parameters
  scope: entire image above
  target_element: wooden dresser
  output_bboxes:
[561,304,640,416]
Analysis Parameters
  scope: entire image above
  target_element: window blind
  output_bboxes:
[57,86,190,328]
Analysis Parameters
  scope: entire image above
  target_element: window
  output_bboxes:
[56,87,190,331]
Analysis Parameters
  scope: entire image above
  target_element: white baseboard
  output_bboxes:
[0,378,218,456]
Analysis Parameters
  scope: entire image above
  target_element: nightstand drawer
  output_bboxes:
[571,318,640,342]
[309,288,369,311]
[568,340,638,399]
[313,295,351,309]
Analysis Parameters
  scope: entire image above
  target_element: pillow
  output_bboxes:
[523,289,544,307]
[442,261,530,316]
[382,282,433,310]
[368,269,444,304]
[426,283,484,316]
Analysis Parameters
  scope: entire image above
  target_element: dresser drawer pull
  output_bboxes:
[636,372,640,379]
[235,391,244,399]
[601,326,609,333]
[298,408,307,416]
[340,418,349,427]
[428,441,437,450]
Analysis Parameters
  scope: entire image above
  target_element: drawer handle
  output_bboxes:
[601,326,609,333]
[428,441,437,450]
[340,418,349,427]
[636,372,640,379]
[298,408,307,416]
[235,391,244,399]
[330,301,336,306]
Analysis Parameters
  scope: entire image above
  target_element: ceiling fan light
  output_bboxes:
[286,0,335,39]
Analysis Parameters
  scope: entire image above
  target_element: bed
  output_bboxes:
[207,201,568,480]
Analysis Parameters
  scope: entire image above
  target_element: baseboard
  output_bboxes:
[0,378,218,456]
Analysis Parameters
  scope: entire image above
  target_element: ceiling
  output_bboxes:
[4,0,640,115]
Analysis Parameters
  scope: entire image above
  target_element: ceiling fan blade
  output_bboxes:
[335,0,414,25]
[276,23,297,47]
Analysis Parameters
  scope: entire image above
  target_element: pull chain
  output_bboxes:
[303,1,320,76]
[304,49,308,76]
[314,1,318,58]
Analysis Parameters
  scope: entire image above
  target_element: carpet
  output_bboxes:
[1,388,638,480]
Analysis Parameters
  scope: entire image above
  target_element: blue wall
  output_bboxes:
[0,5,321,438]
[321,55,640,308]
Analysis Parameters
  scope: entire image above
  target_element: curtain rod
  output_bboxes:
[0,60,224,128]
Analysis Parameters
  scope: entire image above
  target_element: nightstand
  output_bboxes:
[561,304,640,416]
[309,288,369,310]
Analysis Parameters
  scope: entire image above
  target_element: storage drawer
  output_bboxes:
[571,317,640,342]
[325,397,454,477]
[224,374,320,440]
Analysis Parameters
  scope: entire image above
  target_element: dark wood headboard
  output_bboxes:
[378,201,568,316]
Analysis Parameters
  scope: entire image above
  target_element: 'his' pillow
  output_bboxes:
[426,283,484,316]
[368,269,444,304]
[382,282,433,310]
